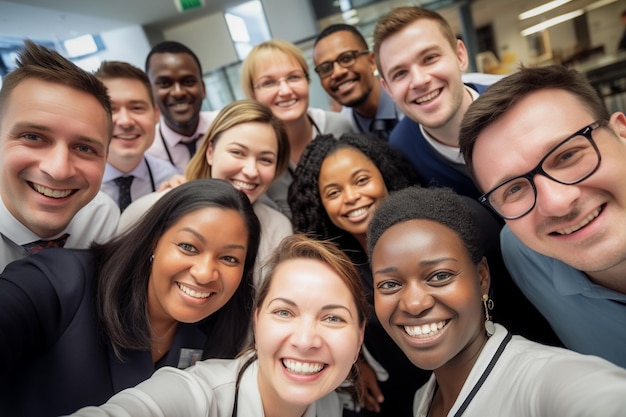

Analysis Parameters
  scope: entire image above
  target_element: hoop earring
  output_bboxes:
[482,294,495,337]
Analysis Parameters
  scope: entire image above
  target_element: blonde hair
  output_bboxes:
[240,39,310,99]
[185,99,290,182]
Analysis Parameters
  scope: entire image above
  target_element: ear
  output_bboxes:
[206,142,215,166]
[355,322,366,362]
[477,256,491,296]
[455,39,469,72]
[201,79,207,99]
[381,77,392,97]
[608,112,626,143]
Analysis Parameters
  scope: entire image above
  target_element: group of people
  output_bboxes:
[1,4,626,417]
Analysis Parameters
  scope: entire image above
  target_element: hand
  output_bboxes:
[357,360,384,413]
[158,174,188,191]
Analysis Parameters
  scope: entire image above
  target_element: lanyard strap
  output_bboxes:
[452,331,512,417]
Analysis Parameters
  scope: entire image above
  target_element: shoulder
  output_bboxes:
[69,192,120,244]
[144,154,182,177]
[253,202,292,230]
[308,108,354,136]
[117,190,169,234]
[389,117,422,144]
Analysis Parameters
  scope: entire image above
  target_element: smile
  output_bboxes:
[177,282,214,299]
[336,80,356,92]
[414,89,441,104]
[276,99,297,107]
[30,182,74,199]
[345,206,369,218]
[404,320,447,338]
[554,207,601,235]
[282,359,325,375]
[231,179,258,191]
[113,134,140,140]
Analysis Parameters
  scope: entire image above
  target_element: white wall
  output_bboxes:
[99,25,152,69]
[588,0,626,54]
[261,0,317,41]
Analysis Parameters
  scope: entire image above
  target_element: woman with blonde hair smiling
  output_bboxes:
[240,39,354,217]
[68,234,369,417]
[119,99,292,287]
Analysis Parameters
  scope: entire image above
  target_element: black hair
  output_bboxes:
[314,23,369,49]
[367,186,483,263]
[288,133,419,254]
[94,178,260,359]
[145,40,203,75]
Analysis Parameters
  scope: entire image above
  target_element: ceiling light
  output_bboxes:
[521,9,585,36]
[518,0,572,20]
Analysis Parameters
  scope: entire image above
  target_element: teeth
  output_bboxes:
[114,134,139,140]
[555,208,601,235]
[276,99,297,107]
[415,90,440,104]
[32,183,73,198]
[232,180,257,190]
[346,207,367,218]
[404,321,446,337]
[282,359,324,375]
[337,80,355,92]
[177,283,213,299]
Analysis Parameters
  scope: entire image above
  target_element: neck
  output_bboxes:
[354,83,381,119]
[108,155,143,174]
[149,316,178,364]
[284,114,313,165]
[164,116,199,137]
[423,86,474,148]
[257,371,309,417]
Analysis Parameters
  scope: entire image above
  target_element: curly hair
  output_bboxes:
[367,186,483,263]
[288,133,419,252]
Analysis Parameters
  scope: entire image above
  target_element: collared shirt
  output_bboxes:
[0,192,120,271]
[344,88,404,139]
[101,155,179,208]
[145,110,218,173]
[501,226,626,367]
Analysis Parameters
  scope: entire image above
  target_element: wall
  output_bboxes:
[99,25,152,69]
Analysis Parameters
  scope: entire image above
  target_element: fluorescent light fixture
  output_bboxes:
[521,9,584,36]
[518,0,571,20]
[63,34,98,58]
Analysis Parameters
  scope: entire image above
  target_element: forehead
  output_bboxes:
[315,31,364,59]
[321,147,376,175]
[214,121,278,149]
[379,19,450,61]
[147,52,200,77]
[253,51,303,77]
[101,77,153,104]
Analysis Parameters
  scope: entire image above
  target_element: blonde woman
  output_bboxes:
[241,39,354,217]
[119,99,292,287]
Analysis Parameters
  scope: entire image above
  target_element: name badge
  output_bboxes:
[177,348,203,369]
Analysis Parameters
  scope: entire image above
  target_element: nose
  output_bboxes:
[408,65,430,89]
[241,158,259,178]
[40,144,75,181]
[171,82,186,97]
[190,256,219,285]
[533,175,581,217]
[343,185,361,204]
[330,61,348,79]
[277,79,293,95]
[399,281,434,316]
[114,107,133,128]
[291,317,322,351]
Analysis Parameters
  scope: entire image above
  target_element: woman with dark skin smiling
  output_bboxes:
[0,179,260,417]
[368,186,626,417]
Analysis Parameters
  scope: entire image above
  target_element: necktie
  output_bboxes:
[23,233,70,254]
[114,175,135,211]
[181,133,204,158]
[370,119,397,141]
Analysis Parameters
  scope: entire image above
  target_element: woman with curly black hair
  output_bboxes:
[288,133,426,417]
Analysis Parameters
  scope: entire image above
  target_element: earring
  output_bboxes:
[372,68,380,77]
[482,294,495,337]
[150,254,154,263]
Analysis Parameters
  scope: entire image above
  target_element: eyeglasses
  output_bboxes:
[314,50,370,79]
[479,121,605,220]
[253,73,307,92]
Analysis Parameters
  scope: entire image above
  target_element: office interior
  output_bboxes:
[1,0,625,113]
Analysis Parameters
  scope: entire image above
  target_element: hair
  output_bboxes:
[240,39,310,99]
[459,65,610,181]
[144,40,203,76]
[314,23,369,49]
[288,133,419,253]
[367,186,483,264]
[239,234,370,404]
[185,99,290,182]
[372,6,457,79]
[94,178,261,360]
[0,40,112,135]
[95,60,155,106]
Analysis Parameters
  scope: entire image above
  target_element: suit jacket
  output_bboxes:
[0,249,207,417]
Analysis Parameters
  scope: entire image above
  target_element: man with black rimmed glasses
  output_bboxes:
[313,24,403,141]
[460,65,626,368]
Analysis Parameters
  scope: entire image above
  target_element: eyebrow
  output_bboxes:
[179,227,246,251]
[321,168,371,192]
[267,297,354,318]
[373,257,458,276]
[229,142,277,156]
